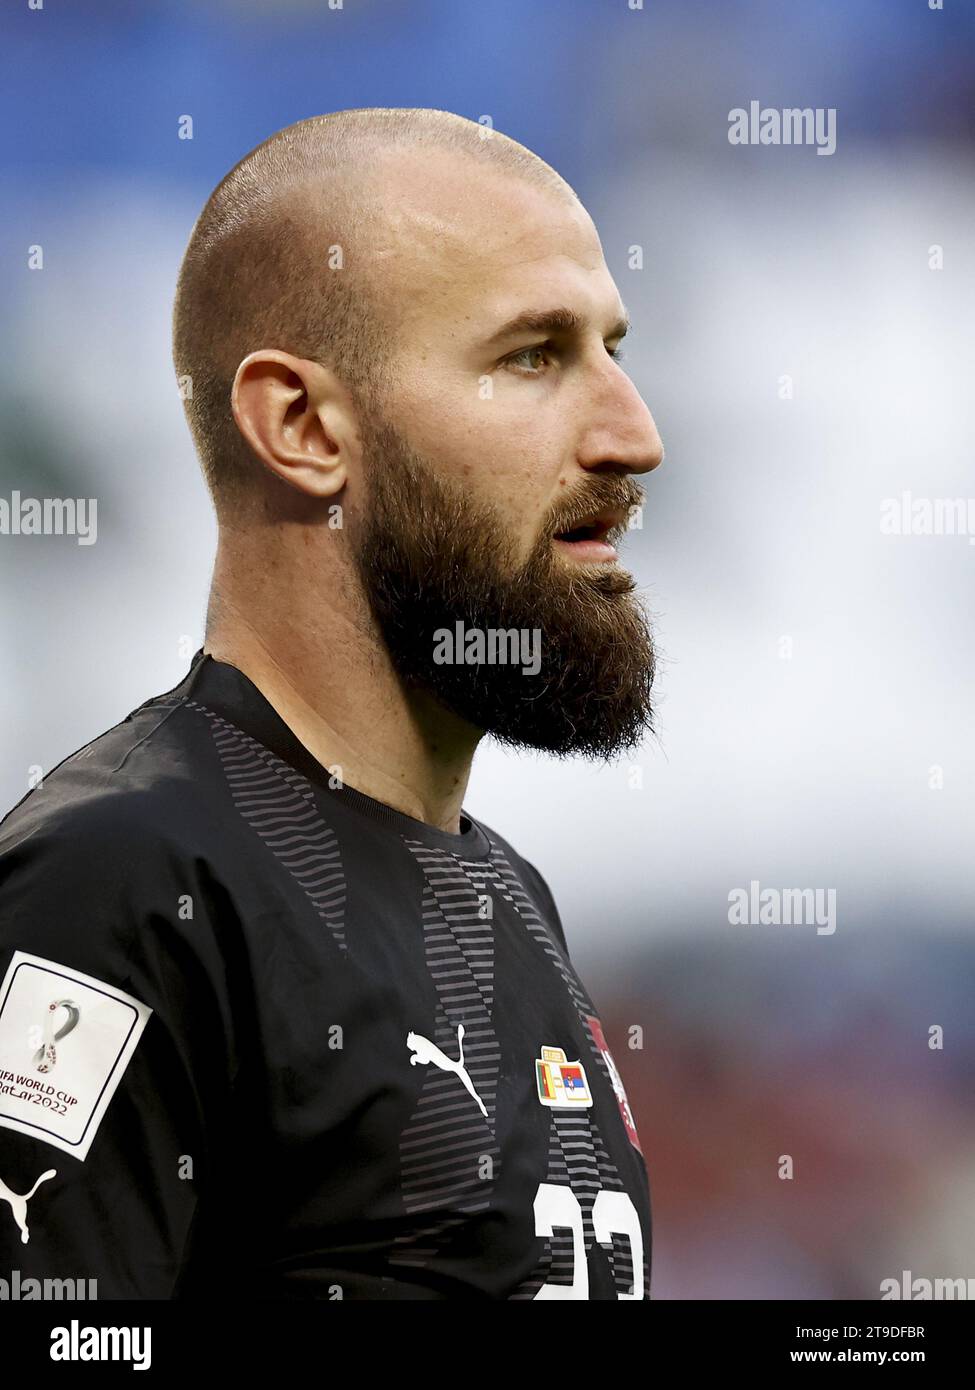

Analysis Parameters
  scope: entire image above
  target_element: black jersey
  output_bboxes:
[0,650,652,1300]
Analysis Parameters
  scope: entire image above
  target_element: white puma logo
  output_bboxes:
[0,1168,57,1245]
[407,1023,487,1117]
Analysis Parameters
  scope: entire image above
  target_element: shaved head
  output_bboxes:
[184,107,663,765]
[172,108,578,511]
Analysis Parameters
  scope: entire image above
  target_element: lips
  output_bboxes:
[553,507,628,545]
[552,507,628,564]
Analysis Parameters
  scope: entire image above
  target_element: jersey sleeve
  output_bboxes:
[0,797,236,1299]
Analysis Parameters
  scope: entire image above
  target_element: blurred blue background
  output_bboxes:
[2,0,973,1299]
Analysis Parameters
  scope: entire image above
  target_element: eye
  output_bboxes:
[504,344,554,373]
[502,341,626,374]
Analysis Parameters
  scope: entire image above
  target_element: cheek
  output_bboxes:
[399,382,559,533]
[482,432,563,556]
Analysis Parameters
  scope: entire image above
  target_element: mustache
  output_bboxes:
[544,479,646,541]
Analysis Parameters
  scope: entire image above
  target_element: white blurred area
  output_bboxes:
[0,177,218,810]
[477,144,975,951]
[2,148,972,955]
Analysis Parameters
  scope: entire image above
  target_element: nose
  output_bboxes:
[577,367,664,477]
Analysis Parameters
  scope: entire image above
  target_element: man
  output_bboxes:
[0,108,664,1299]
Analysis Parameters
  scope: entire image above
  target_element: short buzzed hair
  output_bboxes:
[172,108,576,512]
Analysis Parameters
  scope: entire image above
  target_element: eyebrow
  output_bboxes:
[483,305,631,347]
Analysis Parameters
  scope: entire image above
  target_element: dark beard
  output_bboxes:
[350,413,656,758]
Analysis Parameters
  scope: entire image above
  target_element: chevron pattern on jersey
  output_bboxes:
[183,699,348,954]
[387,843,502,1273]
[507,1108,639,1299]
[483,837,649,1301]
[391,836,647,1298]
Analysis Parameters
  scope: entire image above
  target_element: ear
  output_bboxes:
[231,349,359,499]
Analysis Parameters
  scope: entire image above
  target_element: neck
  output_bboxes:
[203,543,481,836]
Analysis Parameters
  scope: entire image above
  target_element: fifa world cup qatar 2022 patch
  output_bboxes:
[0,952,152,1160]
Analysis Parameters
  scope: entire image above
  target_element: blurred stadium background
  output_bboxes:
[2,0,973,1299]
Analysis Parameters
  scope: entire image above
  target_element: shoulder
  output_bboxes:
[1,688,247,872]
[474,817,569,954]
[0,706,236,982]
